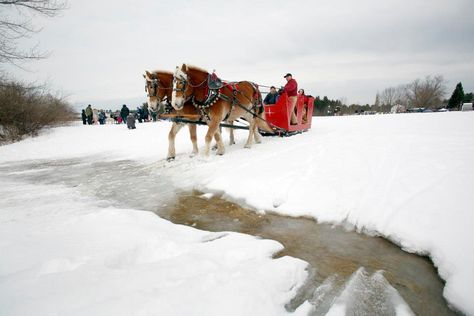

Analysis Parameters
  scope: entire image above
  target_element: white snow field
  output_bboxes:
[1,111,473,315]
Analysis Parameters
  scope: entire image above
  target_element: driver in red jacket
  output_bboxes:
[282,73,298,124]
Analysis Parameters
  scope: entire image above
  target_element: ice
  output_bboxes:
[326,268,414,316]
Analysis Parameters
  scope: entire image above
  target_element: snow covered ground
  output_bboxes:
[1,112,473,315]
[0,178,309,315]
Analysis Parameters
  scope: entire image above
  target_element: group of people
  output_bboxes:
[81,103,158,126]
[263,73,310,124]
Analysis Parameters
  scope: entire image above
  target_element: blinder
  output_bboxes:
[173,76,188,94]
[145,78,159,97]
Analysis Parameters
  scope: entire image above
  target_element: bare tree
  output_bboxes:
[338,96,347,106]
[380,87,397,107]
[406,75,446,109]
[0,0,67,66]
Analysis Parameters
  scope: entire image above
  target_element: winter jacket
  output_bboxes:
[283,79,298,97]
[85,106,93,117]
[120,105,130,118]
[264,92,278,105]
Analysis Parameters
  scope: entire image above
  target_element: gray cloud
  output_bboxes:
[5,0,474,108]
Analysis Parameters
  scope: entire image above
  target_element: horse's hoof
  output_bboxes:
[166,157,175,162]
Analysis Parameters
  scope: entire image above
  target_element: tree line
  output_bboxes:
[376,76,472,111]
[312,76,473,116]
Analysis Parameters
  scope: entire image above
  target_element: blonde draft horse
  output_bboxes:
[171,64,273,156]
[143,70,237,147]
[144,70,199,160]
[144,70,230,160]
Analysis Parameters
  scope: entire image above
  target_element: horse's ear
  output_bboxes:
[184,64,188,71]
[145,70,153,80]
[142,74,146,79]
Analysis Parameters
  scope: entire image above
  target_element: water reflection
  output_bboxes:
[158,191,460,315]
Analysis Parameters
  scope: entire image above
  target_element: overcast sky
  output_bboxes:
[4,0,474,109]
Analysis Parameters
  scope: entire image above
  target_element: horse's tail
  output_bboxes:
[248,82,274,134]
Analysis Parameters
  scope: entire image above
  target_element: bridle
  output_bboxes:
[173,72,207,102]
[145,78,159,97]
[146,77,174,104]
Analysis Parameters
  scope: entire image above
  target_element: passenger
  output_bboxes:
[282,73,298,125]
[298,89,309,123]
[264,86,279,105]
[298,89,309,104]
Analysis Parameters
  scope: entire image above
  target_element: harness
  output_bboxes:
[174,71,283,133]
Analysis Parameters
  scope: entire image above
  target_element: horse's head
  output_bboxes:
[171,64,192,111]
[143,70,172,111]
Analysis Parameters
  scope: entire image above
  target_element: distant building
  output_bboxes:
[461,103,473,111]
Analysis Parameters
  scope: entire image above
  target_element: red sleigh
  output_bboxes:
[262,92,314,136]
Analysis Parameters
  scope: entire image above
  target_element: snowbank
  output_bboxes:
[1,112,473,314]
[0,179,308,315]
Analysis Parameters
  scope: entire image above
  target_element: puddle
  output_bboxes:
[157,191,460,315]
[0,159,461,315]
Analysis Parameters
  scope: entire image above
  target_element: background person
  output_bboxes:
[81,109,87,125]
[85,104,93,125]
[120,104,130,124]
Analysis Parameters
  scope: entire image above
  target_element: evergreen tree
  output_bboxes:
[464,92,473,103]
[447,82,465,110]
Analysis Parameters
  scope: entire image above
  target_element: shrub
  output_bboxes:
[0,78,75,144]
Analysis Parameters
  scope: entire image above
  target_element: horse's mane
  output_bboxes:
[152,70,173,75]
[184,64,209,75]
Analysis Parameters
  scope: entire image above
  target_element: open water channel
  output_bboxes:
[0,158,462,315]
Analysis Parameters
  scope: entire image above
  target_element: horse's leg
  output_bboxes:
[211,125,221,151]
[204,118,224,156]
[253,123,262,143]
[213,129,225,155]
[188,123,199,156]
[228,121,235,145]
[244,117,256,149]
[167,122,184,160]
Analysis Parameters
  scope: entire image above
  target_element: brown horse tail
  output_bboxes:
[256,111,274,133]
[247,82,274,134]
